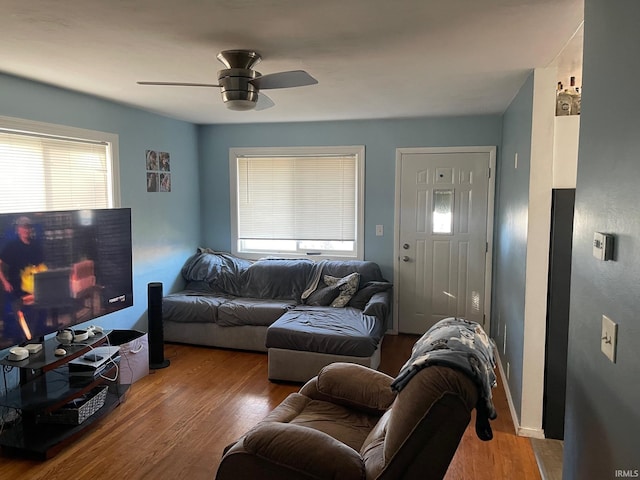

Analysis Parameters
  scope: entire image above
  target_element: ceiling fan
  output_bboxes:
[137,49,318,111]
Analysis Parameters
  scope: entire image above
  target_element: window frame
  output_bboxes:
[229,145,365,260]
[0,114,121,211]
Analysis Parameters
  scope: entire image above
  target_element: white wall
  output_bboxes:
[553,115,580,188]
[520,66,556,437]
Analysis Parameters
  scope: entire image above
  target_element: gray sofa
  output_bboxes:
[162,249,392,382]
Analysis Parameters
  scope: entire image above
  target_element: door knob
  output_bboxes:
[403,243,410,250]
[402,256,410,262]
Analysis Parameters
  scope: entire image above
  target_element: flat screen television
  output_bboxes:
[0,208,133,349]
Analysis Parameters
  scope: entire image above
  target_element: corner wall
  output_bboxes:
[564,1,640,477]
[0,73,201,336]
[493,67,556,437]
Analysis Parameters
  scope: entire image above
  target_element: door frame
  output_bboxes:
[392,146,497,334]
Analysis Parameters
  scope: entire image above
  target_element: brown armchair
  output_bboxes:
[215,361,479,480]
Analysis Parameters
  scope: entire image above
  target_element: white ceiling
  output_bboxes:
[1,0,584,125]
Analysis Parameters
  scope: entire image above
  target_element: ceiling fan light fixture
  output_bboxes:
[224,99,257,111]
[220,90,259,111]
[137,49,316,112]
[217,68,260,111]
[216,50,262,70]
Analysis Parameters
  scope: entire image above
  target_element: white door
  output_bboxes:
[395,147,494,334]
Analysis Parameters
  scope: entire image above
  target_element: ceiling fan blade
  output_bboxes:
[255,93,275,111]
[137,81,221,87]
[251,70,318,90]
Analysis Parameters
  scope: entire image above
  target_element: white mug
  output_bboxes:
[56,329,74,346]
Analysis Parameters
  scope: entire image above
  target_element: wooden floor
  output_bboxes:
[0,335,541,479]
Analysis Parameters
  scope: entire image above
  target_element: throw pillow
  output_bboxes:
[305,284,340,306]
[324,273,360,308]
[348,281,393,310]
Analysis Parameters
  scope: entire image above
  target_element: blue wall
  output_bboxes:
[0,74,503,392]
[0,73,201,339]
[5,6,637,474]
[564,1,640,478]
[491,72,534,422]
[198,117,502,281]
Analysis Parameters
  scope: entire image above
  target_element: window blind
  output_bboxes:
[0,130,110,213]
[237,155,357,241]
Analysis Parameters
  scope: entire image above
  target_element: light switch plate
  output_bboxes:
[375,225,383,236]
[601,315,618,363]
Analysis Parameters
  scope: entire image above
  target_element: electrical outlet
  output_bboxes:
[601,315,618,363]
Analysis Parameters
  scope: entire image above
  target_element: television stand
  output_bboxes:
[0,331,130,459]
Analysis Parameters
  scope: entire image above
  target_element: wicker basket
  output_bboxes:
[38,386,108,425]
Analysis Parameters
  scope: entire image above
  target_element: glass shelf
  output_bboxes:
[0,330,110,374]
[0,383,129,459]
[0,363,118,412]
[0,329,130,459]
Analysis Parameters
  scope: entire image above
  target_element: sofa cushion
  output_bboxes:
[324,273,360,307]
[266,306,384,357]
[360,409,390,477]
[289,399,379,452]
[305,284,340,306]
[348,281,393,310]
[313,362,396,414]
[320,260,385,285]
[252,392,378,452]
[181,249,251,295]
[240,258,316,302]
[243,422,366,479]
[162,291,232,323]
[217,297,297,327]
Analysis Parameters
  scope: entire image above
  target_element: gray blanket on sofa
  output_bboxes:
[390,317,497,441]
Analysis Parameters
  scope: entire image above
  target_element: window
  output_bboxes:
[432,189,454,234]
[230,146,364,259]
[0,115,120,213]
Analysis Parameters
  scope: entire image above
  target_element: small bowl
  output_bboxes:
[73,330,89,342]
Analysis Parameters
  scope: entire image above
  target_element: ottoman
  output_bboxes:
[265,306,385,382]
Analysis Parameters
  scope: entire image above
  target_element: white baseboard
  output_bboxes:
[519,426,546,439]
[495,350,546,439]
